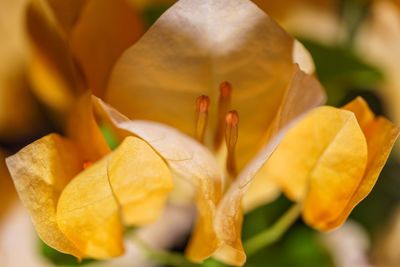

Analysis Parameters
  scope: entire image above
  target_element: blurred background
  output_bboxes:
[1,0,400,266]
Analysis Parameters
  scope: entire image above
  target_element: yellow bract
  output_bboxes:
[105,0,317,171]
[57,136,172,258]
[26,0,144,115]
[93,97,223,262]
[6,134,83,257]
[6,97,173,259]
[255,98,399,231]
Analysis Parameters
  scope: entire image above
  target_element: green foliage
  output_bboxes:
[300,39,383,107]
[100,123,119,150]
[39,240,95,266]
[202,197,333,267]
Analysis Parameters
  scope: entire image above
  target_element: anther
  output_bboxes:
[83,161,93,169]
[225,110,239,178]
[195,95,210,143]
[214,81,232,149]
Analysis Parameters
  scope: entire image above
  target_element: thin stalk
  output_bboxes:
[244,204,301,256]
[132,234,199,267]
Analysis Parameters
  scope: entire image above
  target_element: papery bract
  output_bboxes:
[6,95,173,259]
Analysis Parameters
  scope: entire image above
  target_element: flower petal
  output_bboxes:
[6,134,83,258]
[70,0,144,97]
[262,106,368,231]
[57,136,172,259]
[93,97,223,262]
[327,97,400,229]
[106,0,310,169]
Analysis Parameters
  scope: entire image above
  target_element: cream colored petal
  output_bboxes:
[57,136,173,259]
[70,0,144,97]
[106,0,306,170]
[5,134,82,258]
[93,97,223,263]
[243,66,325,212]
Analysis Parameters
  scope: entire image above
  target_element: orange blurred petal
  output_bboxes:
[70,0,144,97]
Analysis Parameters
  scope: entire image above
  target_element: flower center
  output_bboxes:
[195,81,239,178]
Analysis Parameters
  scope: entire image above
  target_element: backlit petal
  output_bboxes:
[106,0,314,169]
[57,136,172,258]
[6,134,83,258]
[93,97,223,262]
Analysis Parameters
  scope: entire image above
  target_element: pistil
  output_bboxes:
[195,95,210,143]
[214,82,232,150]
[225,110,239,178]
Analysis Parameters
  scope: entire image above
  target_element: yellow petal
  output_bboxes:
[243,65,325,212]
[56,154,123,259]
[70,0,144,97]
[260,106,368,231]
[6,134,82,258]
[26,1,83,114]
[326,97,400,229]
[93,97,223,262]
[57,136,172,259]
[106,0,313,170]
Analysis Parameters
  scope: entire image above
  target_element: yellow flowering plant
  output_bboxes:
[3,0,399,267]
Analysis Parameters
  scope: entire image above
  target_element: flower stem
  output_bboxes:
[244,204,301,256]
[132,235,199,267]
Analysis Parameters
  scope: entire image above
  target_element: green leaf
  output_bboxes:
[39,239,95,266]
[243,197,333,267]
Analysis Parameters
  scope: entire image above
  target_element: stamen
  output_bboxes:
[83,161,93,169]
[225,110,239,178]
[214,81,232,149]
[195,95,210,143]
